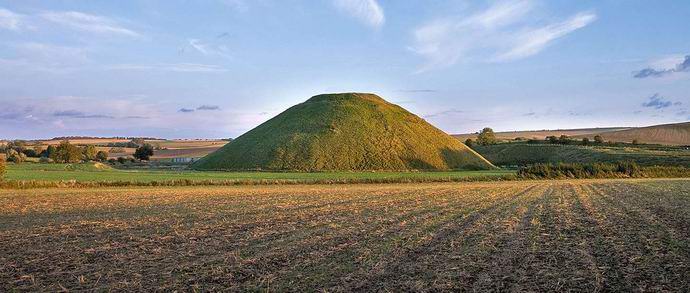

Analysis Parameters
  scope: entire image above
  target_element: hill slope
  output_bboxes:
[454,127,629,141]
[193,93,494,171]
[574,122,690,145]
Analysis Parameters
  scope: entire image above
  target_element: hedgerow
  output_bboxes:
[517,162,690,179]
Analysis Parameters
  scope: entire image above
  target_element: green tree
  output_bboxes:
[547,136,559,144]
[581,137,590,145]
[42,145,57,159]
[476,128,497,146]
[134,144,154,161]
[55,141,82,163]
[83,145,97,161]
[96,150,109,162]
[558,135,572,145]
[594,135,604,144]
[464,138,474,148]
[6,149,26,163]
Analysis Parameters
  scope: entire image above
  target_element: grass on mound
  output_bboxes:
[193,93,494,171]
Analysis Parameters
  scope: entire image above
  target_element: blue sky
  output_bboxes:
[0,0,689,139]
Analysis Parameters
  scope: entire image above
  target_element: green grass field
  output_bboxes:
[473,142,690,167]
[4,163,514,183]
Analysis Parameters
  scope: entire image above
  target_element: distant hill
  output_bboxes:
[473,143,690,167]
[573,122,690,145]
[193,93,495,171]
[454,127,629,141]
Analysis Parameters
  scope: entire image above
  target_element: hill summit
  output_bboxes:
[192,93,495,171]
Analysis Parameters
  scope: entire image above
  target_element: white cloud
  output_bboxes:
[410,0,596,71]
[188,39,232,59]
[108,63,227,73]
[41,11,140,37]
[495,12,596,61]
[0,8,24,30]
[333,0,385,29]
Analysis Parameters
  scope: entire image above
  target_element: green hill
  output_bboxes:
[573,122,690,145]
[473,143,690,167]
[193,93,494,171]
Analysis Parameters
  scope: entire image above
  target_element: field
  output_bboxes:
[1,179,689,291]
[473,142,690,167]
[453,127,629,141]
[4,163,513,184]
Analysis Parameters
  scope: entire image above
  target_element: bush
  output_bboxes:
[594,135,604,144]
[117,157,127,164]
[517,161,687,179]
[546,136,559,144]
[134,144,154,161]
[477,128,497,145]
[6,149,26,164]
[464,138,474,148]
[581,137,590,145]
[96,151,109,162]
[54,141,82,163]
[83,145,98,161]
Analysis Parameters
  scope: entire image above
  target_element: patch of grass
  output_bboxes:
[3,162,514,188]
[1,180,689,291]
[193,93,494,171]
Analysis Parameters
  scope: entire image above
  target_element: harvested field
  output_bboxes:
[1,179,689,291]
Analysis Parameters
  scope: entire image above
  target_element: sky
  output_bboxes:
[0,0,689,139]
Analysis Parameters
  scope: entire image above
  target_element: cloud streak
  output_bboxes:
[333,0,385,29]
[53,110,115,119]
[0,8,24,31]
[634,55,690,78]
[41,11,140,37]
[108,63,227,73]
[410,0,596,71]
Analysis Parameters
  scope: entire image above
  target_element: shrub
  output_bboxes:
[117,157,127,164]
[632,139,639,145]
[83,145,98,161]
[134,144,154,161]
[464,138,474,148]
[54,141,82,163]
[477,128,497,145]
[6,149,26,164]
[517,161,686,179]
[594,135,604,144]
[96,151,109,162]
[546,136,559,144]
[581,137,590,145]
[558,135,572,145]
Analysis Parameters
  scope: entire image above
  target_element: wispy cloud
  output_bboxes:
[396,89,438,93]
[53,110,114,119]
[197,105,220,111]
[41,11,140,37]
[333,0,385,29]
[424,108,463,118]
[634,55,690,78]
[410,0,596,71]
[641,94,681,110]
[187,38,232,59]
[108,63,227,73]
[0,8,25,31]
[178,108,195,113]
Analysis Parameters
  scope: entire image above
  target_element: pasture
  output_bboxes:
[4,163,513,184]
[1,179,689,291]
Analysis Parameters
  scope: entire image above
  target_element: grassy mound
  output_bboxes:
[193,93,494,171]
